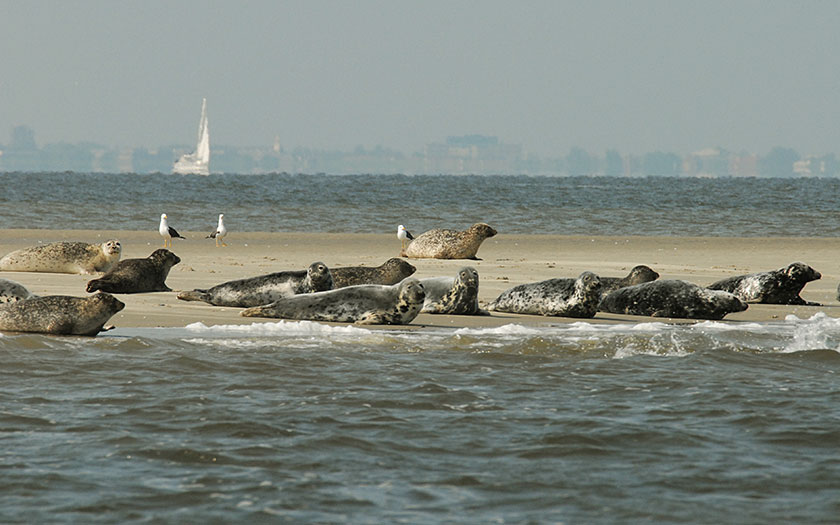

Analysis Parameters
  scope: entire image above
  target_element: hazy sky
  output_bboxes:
[2,1,839,156]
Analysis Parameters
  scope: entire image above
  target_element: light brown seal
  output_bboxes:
[402,223,497,259]
[0,293,125,336]
[0,240,121,275]
[241,278,426,325]
[330,258,416,288]
[86,249,181,294]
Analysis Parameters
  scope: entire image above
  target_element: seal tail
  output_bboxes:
[176,289,212,303]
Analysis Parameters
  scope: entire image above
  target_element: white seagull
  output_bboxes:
[207,213,228,247]
[397,224,414,252]
[159,213,186,248]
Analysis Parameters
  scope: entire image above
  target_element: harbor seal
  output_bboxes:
[177,261,333,307]
[241,278,426,325]
[331,258,416,288]
[599,265,660,297]
[402,223,497,259]
[707,262,821,305]
[0,279,36,303]
[86,249,181,294]
[0,292,125,336]
[420,266,485,315]
[0,240,121,275]
[599,280,747,320]
[487,272,602,318]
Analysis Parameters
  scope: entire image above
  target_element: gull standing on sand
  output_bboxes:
[397,224,414,251]
[207,213,228,247]
[159,213,186,248]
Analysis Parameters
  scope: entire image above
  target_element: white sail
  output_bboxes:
[173,98,210,175]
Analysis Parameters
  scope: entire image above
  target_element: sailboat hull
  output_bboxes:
[173,98,210,175]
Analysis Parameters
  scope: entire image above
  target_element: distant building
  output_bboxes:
[423,135,523,174]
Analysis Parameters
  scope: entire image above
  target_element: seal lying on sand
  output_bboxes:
[599,280,747,320]
[707,262,821,305]
[0,240,121,275]
[86,249,181,294]
[599,265,660,298]
[0,279,36,303]
[241,278,426,325]
[331,258,416,288]
[0,293,125,336]
[420,266,485,315]
[177,261,333,307]
[487,272,602,318]
[402,223,497,259]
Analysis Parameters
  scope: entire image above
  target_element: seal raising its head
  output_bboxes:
[599,280,747,320]
[598,264,660,301]
[0,292,125,336]
[86,249,181,294]
[177,261,333,307]
[241,278,426,325]
[331,258,416,288]
[488,272,602,318]
[707,262,821,305]
[420,266,484,315]
[0,240,121,275]
[0,278,36,304]
[402,223,497,260]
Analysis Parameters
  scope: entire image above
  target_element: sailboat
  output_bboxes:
[173,98,210,175]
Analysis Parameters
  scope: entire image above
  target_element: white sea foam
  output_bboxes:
[184,320,372,336]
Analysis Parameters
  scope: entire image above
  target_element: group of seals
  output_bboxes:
[86,249,181,294]
[0,240,122,275]
[0,293,124,336]
[177,261,333,307]
[242,278,427,325]
[402,223,497,260]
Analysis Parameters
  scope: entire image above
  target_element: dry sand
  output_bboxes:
[1,229,838,330]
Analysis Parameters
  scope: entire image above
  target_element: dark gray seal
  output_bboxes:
[176,261,333,307]
[0,292,125,336]
[0,240,121,275]
[487,271,602,318]
[599,279,747,320]
[0,278,36,303]
[420,266,485,315]
[331,258,416,288]
[707,262,821,305]
[241,278,426,325]
[599,265,660,297]
[403,223,497,259]
[86,249,181,294]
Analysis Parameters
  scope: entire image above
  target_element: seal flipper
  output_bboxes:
[356,311,384,325]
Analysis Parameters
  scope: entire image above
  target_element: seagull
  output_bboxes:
[159,213,186,248]
[397,224,414,251]
[206,213,228,247]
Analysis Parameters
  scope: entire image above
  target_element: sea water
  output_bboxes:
[1,173,839,523]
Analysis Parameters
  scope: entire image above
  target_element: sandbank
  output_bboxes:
[1,229,838,331]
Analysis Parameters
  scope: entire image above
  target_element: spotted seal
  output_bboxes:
[0,292,125,336]
[0,240,121,275]
[420,266,485,315]
[331,258,416,288]
[707,262,821,305]
[86,249,181,294]
[0,278,36,303]
[599,280,747,320]
[402,223,497,259]
[177,261,333,307]
[487,271,602,318]
[241,278,426,325]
